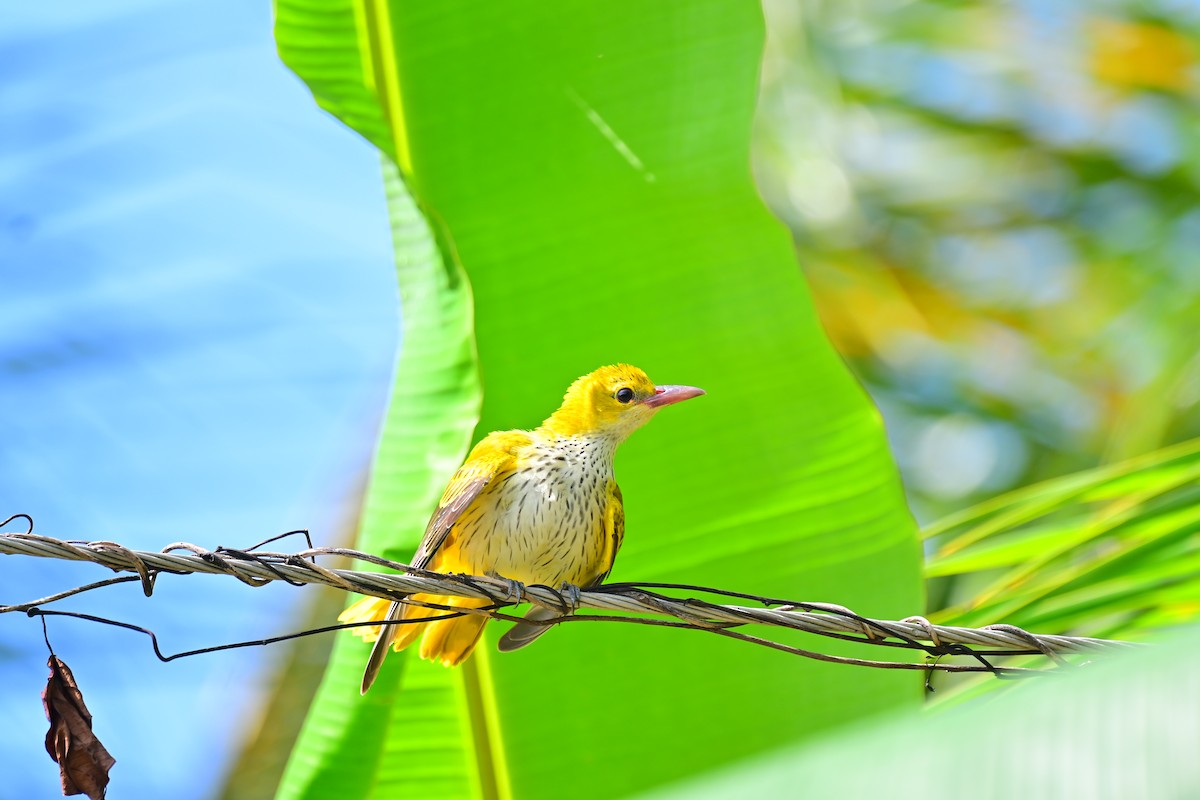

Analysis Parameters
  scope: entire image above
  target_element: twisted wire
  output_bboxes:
[0,532,1134,663]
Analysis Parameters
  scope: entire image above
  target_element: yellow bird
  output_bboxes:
[340,364,703,693]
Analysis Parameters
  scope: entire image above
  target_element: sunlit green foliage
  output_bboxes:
[274,2,923,798]
[256,1,1200,797]
[756,0,1200,523]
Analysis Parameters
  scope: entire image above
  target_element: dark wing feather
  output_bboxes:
[410,472,491,570]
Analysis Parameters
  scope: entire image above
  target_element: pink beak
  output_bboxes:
[641,384,705,408]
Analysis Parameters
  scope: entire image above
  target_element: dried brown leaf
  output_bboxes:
[42,655,115,800]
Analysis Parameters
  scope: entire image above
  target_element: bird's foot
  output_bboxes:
[486,570,526,604]
[558,582,583,613]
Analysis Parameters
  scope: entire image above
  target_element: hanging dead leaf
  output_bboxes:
[42,655,115,800]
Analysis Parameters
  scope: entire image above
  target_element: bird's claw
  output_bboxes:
[486,571,526,603]
[559,582,583,613]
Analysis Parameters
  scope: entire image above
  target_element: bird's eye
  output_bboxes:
[615,387,635,404]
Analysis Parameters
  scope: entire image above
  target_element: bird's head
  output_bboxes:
[542,364,704,441]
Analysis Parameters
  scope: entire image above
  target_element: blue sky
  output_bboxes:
[1,2,396,796]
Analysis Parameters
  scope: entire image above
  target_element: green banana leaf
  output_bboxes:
[275,1,924,797]
[277,162,482,799]
[639,624,1200,800]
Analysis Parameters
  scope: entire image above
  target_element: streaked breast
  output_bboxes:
[454,434,617,586]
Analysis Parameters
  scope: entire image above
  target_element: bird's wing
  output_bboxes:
[409,430,528,570]
[496,481,625,653]
[591,481,625,586]
[360,430,528,693]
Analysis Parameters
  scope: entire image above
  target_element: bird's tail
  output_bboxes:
[340,594,443,693]
[339,593,492,685]
[418,595,491,667]
[339,596,417,649]
[496,605,563,652]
